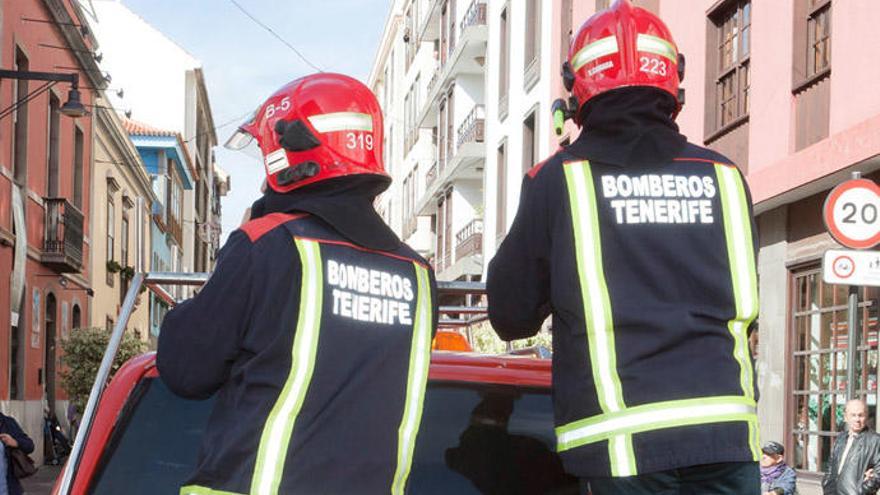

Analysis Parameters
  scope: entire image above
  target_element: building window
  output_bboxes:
[73,127,84,208]
[12,47,29,185]
[596,0,610,10]
[496,141,507,238]
[72,304,81,330]
[120,214,130,303]
[710,0,751,130]
[560,0,574,68]
[47,92,61,198]
[524,0,542,89]
[807,0,831,78]
[404,77,420,153]
[107,193,115,287]
[789,266,879,473]
[405,3,417,71]
[523,108,538,175]
[498,5,510,118]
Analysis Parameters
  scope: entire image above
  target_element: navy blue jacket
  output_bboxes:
[487,89,761,478]
[0,413,34,495]
[158,212,438,494]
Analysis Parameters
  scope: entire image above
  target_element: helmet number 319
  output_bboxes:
[346,132,374,150]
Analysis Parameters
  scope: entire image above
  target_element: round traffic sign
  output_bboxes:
[831,254,855,279]
[823,178,880,249]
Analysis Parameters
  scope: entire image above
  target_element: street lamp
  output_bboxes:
[0,69,88,118]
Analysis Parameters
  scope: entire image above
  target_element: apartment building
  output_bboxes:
[370,0,489,284]
[87,0,224,281]
[376,0,880,490]
[0,0,103,457]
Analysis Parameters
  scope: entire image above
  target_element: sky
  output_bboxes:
[110,0,391,242]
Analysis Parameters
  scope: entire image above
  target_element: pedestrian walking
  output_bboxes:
[486,1,761,493]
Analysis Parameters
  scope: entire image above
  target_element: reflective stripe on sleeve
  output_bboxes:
[556,396,757,452]
[715,163,761,460]
[180,486,246,495]
[250,238,324,495]
[563,161,633,476]
[636,34,678,62]
[571,36,619,72]
[390,263,433,495]
[307,112,373,133]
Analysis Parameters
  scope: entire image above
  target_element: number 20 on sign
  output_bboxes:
[823,178,880,249]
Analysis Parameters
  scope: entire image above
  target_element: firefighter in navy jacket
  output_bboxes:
[487,2,761,493]
[157,73,438,495]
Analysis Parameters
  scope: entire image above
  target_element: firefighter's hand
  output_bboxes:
[0,433,18,448]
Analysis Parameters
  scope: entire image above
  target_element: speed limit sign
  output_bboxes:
[823,178,880,249]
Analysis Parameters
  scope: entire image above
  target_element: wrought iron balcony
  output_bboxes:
[455,219,483,262]
[42,198,84,273]
[456,104,486,150]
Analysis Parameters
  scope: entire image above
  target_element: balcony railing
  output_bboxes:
[42,198,84,273]
[426,160,439,188]
[456,104,486,150]
[427,66,442,98]
[461,1,488,32]
[450,1,487,54]
[455,219,483,262]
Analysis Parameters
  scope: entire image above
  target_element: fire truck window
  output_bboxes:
[87,378,214,495]
[410,383,579,494]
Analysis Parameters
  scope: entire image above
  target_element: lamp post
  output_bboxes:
[0,69,88,118]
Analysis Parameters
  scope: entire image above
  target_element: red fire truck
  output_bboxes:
[51,273,576,495]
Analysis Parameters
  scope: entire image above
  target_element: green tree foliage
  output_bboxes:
[60,327,147,411]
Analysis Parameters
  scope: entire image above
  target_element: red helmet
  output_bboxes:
[225,73,388,193]
[563,0,683,124]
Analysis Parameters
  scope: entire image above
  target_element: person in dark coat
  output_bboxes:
[0,412,35,495]
[760,441,797,495]
[822,400,880,495]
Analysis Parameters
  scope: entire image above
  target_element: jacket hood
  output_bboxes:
[567,86,687,168]
[249,174,400,251]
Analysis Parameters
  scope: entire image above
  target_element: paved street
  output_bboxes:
[22,465,62,495]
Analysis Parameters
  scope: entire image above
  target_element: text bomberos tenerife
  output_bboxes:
[327,260,415,325]
[601,174,717,225]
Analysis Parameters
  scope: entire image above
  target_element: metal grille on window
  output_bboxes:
[790,267,879,473]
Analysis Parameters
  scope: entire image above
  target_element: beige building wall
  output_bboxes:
[89,93,155,340]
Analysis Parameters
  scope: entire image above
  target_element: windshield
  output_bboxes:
[87,378,577,494]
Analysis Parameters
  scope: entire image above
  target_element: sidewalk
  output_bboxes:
[22,464,62,495]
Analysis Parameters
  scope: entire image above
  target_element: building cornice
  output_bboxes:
[41,0,105,89]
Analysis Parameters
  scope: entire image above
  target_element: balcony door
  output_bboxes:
[45,293,57,413]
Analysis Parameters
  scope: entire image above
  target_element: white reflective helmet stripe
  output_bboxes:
[563,161,633,476]
[715,163,761,460]
[250,238,323,495]
[571,36,619,72]
[390,263,433,495]
[307,112,373,133]
[636,33,678,62]
[556,396,757,451]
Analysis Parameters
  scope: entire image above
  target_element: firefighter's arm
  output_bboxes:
[157,231,254,399]
[487,174,551,341]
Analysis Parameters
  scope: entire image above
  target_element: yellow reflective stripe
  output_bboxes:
[390,263,433,495]
[556,396,757,452]
[716,163,761,460]
[571,36,619,72]
[563,161,632,476]
[307,112,373,133]
[250,238,324,495]
[636,33,678,62]
[180,486,245,495]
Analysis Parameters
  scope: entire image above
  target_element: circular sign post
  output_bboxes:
[823,178,880,249]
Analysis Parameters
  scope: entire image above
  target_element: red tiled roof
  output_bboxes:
[121,118,178,137]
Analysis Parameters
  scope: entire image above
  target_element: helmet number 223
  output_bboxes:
[346,132,374,151]
[639,56,667,76]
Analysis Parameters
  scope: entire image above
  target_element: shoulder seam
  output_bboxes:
[240,212,307,242]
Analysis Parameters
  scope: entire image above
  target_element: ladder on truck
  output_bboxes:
[57,271,495,495]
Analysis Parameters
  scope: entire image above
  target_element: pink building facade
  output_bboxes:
[548,1,879,491]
